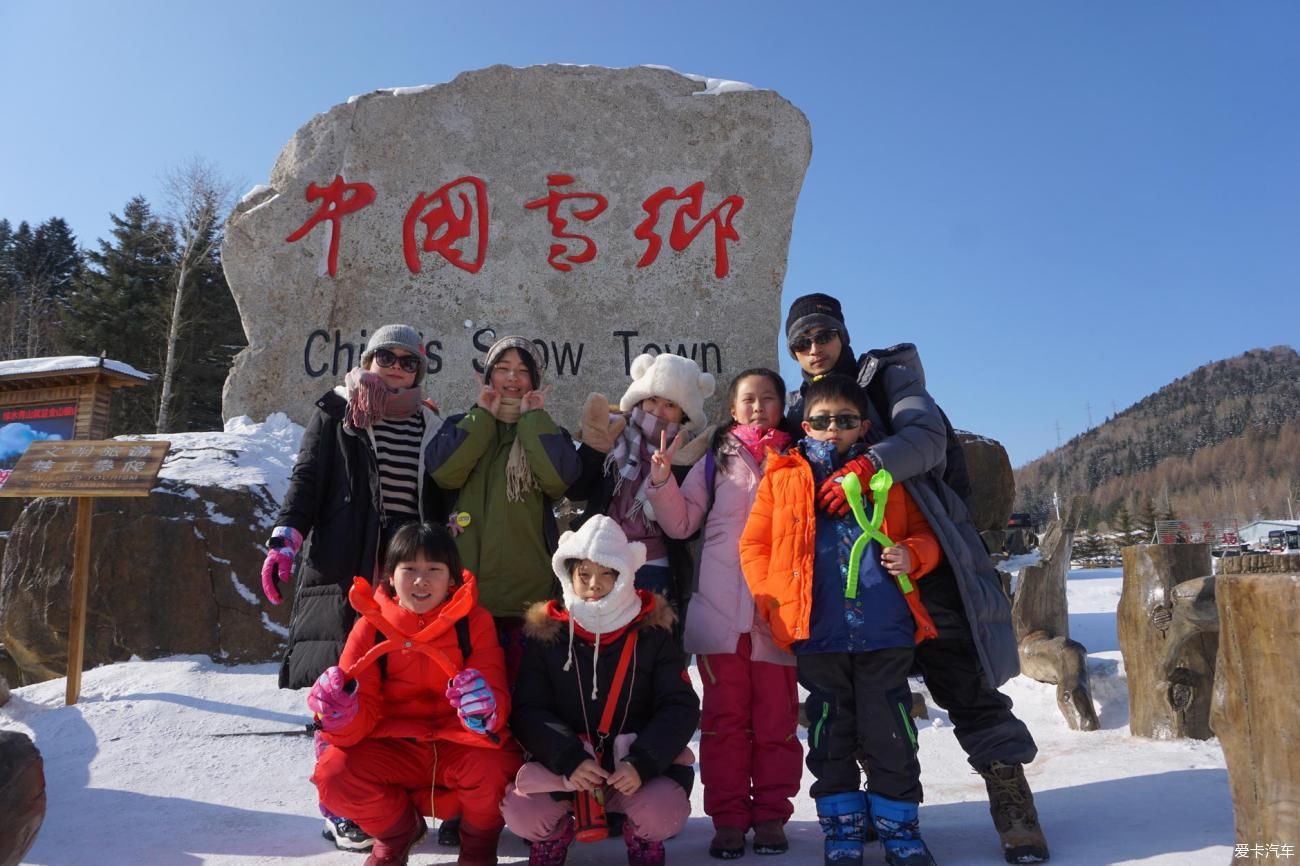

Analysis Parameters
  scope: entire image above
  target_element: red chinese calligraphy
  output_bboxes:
[524,174,609,271]
[284,176,377,277]
[635,183,745,278]
[403,177,490,274]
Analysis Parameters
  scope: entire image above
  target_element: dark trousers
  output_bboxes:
[913,638,1037,769]
[797,647,921,803]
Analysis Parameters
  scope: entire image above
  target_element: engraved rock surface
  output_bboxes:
[222,65,812,430]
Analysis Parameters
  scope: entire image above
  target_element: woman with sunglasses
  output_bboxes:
[259,324,448,853]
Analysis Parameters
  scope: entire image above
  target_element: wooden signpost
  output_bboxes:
[0,439,169,705]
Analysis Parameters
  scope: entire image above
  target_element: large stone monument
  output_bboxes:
[223,65,812,429]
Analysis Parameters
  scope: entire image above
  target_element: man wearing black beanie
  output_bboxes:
[783,292,1050,865]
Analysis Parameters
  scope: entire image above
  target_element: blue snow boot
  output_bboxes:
[867,793,937,866]
[815,791,867,866]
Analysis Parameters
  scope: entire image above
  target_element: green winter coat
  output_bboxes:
[426,406,583,618]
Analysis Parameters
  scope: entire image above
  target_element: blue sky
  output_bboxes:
[3,1,1297,466]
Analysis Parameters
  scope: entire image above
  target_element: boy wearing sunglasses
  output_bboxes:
[782,294,1049,865]
[741,374,942,866]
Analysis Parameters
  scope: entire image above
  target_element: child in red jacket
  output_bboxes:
[309,522,521,866]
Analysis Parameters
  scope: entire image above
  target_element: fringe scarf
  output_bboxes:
[343,368,424,430]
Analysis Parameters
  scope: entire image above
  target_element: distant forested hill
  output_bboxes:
[1014,346,1300,529]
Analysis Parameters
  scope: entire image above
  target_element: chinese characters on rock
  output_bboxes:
[285,174,746,278]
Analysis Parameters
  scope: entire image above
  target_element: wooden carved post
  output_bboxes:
[1012,498,1100,731]
[1210,560,1300,853]
[1118,544,1215,739]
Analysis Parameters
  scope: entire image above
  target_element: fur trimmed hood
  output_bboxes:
[523,592,676,643]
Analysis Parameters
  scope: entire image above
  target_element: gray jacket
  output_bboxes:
[857,344,1020,688]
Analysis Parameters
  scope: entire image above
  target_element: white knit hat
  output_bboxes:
[618,353,717,434]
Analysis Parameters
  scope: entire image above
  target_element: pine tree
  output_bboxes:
[1113,503,1139,548]
[0,217,83,359]
[63,197,175,434]
[1138,496,1159,542]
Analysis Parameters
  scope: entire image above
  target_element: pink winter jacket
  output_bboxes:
[645,435,794,666]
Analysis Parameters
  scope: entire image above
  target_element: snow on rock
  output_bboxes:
[125,413,302,514]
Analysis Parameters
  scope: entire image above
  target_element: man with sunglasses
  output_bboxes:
[783,294,1050,865]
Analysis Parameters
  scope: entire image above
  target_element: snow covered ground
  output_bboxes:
[4,567,1236,865]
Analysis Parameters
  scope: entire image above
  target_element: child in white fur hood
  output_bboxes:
[502,516,701,866]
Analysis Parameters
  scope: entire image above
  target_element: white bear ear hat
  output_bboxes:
[618,352,717,434]
[550,515,648,699]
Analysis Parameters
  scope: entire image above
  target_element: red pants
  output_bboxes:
[312,738,521,837]
[698,634,803,830]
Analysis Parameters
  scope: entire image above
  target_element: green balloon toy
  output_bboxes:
[840,468,914,599]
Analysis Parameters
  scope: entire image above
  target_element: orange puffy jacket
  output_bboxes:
[739,449,943,653]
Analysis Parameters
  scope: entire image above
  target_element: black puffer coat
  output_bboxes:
[274,389,447,688]
[510,594,700,795]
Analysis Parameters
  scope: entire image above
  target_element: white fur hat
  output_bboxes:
[550,515,646,639]
[618,353,717,434]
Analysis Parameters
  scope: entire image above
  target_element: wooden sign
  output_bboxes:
[0,440,169,498]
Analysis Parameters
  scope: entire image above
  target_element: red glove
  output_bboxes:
[817,455,877,518]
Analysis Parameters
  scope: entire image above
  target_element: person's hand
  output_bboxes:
[307,666,358,732]
[816,455,877,517]
[607,761,642,795]
[567,758,609,791]
[521,383,553,413]
[476,382,504,418]
[648,429,687,486]
[577,393,626,453]
[260,526,303,605]
[446,668,497,733]
[881,545,913,577]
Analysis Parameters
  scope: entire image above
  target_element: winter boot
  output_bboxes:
[457,821,503,866]
[528,815,576,866]
[866,793,936,866]
[623,818,667,866]
[978,762,1050,864]
[815,791,867,866]
[439,816,462,847]
[752,820,788,855]
[709,825,746,859]
[323,815,375,851]
[362,806,427,866]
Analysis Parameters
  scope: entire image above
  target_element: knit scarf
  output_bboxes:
[343,368,423,430]
[490,397,539,503]
[732,424,792,465]
[605,407,681,529]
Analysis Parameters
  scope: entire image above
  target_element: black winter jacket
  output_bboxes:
[510,595,700,796]
[274,389,448,688]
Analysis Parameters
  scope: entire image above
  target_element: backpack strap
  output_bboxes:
[455,616,473,663]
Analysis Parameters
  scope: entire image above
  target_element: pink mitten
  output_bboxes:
[307,666,357,731]
[445,668,497,733]
[260,526,303,605]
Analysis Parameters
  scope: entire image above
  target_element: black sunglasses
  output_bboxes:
[789,329,839,354]
[372,348,422,374]
[805,413,862,431]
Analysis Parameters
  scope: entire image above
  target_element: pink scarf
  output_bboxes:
[343,368,424,430]
[731,424,792,465]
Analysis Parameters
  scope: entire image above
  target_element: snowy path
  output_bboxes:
[4,568,1235,865]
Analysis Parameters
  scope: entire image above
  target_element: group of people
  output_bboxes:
[258,295,1051,866]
